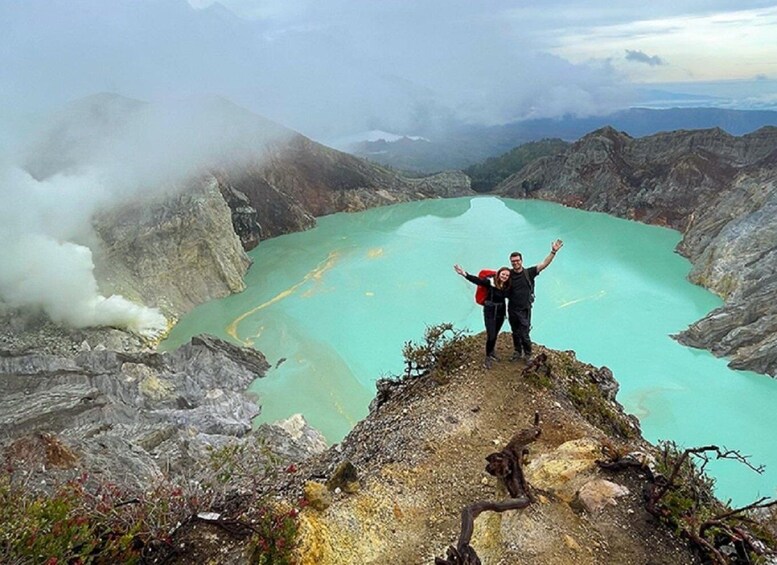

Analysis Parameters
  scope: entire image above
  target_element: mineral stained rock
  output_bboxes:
[498,126,777,375]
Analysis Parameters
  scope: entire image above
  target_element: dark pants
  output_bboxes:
[483,302,506,356]
[508,308,532,355]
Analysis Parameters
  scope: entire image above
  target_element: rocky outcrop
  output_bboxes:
[0,305,148,356]
[218,183,263,251]
[498,126,777,376]
[215,167,316,240]
[214,136,473,240]
[92,176,251,319]
[0,334,326,485]
[263,340,699,565]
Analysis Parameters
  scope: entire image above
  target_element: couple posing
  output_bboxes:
[454,239,563,368]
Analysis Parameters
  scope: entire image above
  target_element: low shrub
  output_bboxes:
[1,437,300,564]
[401,323,469,379]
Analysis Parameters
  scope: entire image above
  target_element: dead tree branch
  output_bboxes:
[435,413,541,565]
[600,441,776,563]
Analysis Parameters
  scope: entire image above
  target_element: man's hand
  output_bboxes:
[537,239,563,272]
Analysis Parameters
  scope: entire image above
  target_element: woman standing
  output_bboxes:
[454,264,511,368]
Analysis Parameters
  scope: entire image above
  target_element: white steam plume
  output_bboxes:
[0,95,287,337]
[0,165,167,336]
[0,233,166,335]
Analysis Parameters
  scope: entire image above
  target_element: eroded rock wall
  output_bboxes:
[497,126,777,375]
[214,136,474,240]
[0,335,325,485]
[92,175,251,319]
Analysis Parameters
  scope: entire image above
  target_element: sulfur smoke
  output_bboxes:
[0,95,289,337]
[0,162,168,336]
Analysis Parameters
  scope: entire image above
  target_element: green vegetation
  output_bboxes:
[647,441,776,563]
[401,323,470,380]
[522,349,637,439]
[566,381,636,439]
[521,361,553,389]
[247,504,300,565]
[464,138,569,192]
[0,472,188,564]
[652,441,718,526]
[0,438,300,564]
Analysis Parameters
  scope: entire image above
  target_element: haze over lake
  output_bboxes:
[163,196,777,505]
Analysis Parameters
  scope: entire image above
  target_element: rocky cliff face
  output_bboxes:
[0,334,326,487]
[214,135,473,243]
[92,176,252,319]
[498,126,777,376]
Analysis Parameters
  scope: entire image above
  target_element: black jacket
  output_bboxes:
[464,273,509,305]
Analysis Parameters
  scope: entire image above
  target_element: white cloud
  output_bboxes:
[1,0,642,140]
[4,1,777,139]
[548,6,777,82]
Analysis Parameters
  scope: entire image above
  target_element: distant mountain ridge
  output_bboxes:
[463,138,569,192]
[350,107,777,173]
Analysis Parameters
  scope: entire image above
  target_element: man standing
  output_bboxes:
[508,239,564,361]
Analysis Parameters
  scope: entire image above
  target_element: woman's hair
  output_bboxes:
[494,267,511,290]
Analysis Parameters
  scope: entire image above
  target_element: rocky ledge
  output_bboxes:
[3,325,775,563]
[162,334,777,564]
[497,126,777,376]
[0,334,326,488]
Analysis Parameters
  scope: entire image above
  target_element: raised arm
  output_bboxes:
[536,239,563,273]
[454,264,492,287]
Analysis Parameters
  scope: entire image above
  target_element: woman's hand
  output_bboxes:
[454,264,466,276]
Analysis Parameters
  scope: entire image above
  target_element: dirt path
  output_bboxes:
[292,335,699,564]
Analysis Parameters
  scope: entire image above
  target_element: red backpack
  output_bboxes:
[474,269,496,305]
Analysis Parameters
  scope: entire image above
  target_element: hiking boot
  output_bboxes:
[488,353,499,362]
[484,356,493,369]
[511,351,524,362]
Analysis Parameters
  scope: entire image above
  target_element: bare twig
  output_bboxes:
[457,498,532,549]
[436,413,541,564]
[602,441,775,563]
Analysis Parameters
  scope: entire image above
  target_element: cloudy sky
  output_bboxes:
[192,1,777,80]
[3,0,777,141]
[1,0,776,333]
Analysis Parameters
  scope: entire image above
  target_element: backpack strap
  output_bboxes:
[522,268,534,290]
[523,268,535,304]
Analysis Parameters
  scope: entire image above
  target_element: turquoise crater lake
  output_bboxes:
[163,197,777,505]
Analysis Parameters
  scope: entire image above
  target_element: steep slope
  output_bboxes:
[9,329,749,563]
[497,126,777,375]
[163,336,724,564]
[92,176,251,318]
[0,335,273,484]
[215,135,472,241]
[464,138,570,192]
